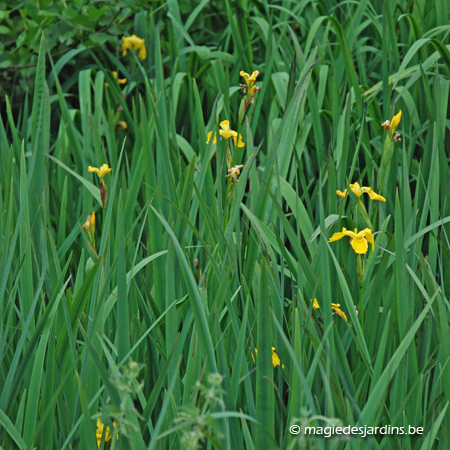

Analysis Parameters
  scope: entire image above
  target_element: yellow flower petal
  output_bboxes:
[252,347,283,368]
[360,228,375,251]
[272,347,281,368]
[336,189,347,197]
[367,190,386,202]
[390,110,402,132]
[112,71,127,84]
[96,419,112,447]
[328,228,356,243]
[234,133,245,147]
[311,298,320,310]
[206,131,217,144]
[96,419,104,447]
[350,236,369,254]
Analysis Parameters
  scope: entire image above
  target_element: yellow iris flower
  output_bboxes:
[329,227,375,255]
[88,165,112,208]
[310,299,348,322]
[206,120,245,147]
[96,419,118,447]
[251,347,284,368]
[122,35,147,60]
[336,182,385,202]
[381,110,402,137]
[331,303,347,322]
[240,70,259,89]
[311,298,320,310]
[88,164,112,180]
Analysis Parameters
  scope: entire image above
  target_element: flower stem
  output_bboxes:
[226,140,232,169]
[357,254,364,330]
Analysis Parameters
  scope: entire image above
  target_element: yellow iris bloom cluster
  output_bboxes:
[122,34,147,60]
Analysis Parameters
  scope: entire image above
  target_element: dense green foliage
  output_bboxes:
[1,0,450,449]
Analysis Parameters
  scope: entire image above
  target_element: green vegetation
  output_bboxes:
[1,0,450,449]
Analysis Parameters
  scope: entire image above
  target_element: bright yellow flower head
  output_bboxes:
[349,182,386,202]
[311,298,320,310]
[96,419,118,447]
[329,227,375,255]
[122,34,147,60]
[88,164,112,180]
[206,120,245,147]
[271,347,284,368]
[240,70,259,89]
[331,303,348,322]
[336,183,385,202]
